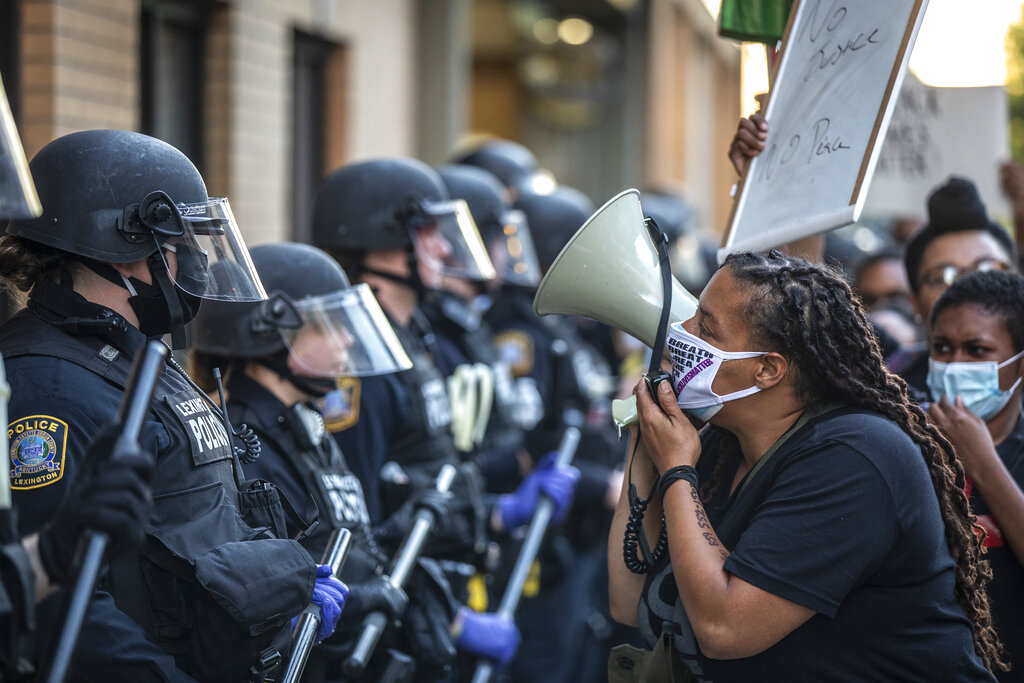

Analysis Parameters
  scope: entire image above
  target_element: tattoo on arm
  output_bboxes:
[690,484,730,560]
[690,485,711,529]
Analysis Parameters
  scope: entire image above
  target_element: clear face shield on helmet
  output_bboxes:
[487,209,541,287]
[407,199,497,283]
[270,283,413,378]
[0,75,41,221]
[143,194,267,302]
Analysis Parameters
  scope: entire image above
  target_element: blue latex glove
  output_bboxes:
[495,453,580,531]
[293,565,349,643]
[452,607,521,667]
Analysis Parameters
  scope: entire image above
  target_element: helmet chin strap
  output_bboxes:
[148,254,188,349]
[255,353,337,399]
[360,248,427,294]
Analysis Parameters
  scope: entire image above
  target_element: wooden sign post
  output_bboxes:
[720,0,930,259]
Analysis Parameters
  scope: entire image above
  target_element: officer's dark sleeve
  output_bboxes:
[329,375,407,525]
[35,589,198,683]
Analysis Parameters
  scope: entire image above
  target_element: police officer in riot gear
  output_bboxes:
[487,185,626,682]
[310,157,577,552]
[311,157,580,674]
[310,157,492,552]
[0,87,168,680]
[190,241,533,680]
[0,130,345,682]
[426,164,534,493]
[189,242,415,680]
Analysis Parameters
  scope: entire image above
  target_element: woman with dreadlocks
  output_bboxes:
[608,250,1002,681]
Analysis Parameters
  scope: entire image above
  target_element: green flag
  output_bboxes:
[718,0,795,45]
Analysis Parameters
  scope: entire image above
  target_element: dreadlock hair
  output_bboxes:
[721,249,1006,673]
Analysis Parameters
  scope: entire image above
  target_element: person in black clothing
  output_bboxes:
[927,270,1024,681]
[0,130,343,682]
[310,159,578,672]
[488,185,627,682]
[892,177,1018,397]
[429,164,538,492]
[610,250,1003,681]
[190,242,527,679]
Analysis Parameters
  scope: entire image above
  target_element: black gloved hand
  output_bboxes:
[344,574,409,621]
[409,487,453,521]
[373,487,453,547]
[37,426,154,584]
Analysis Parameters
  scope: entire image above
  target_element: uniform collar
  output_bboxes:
[227,371,289,427]
[28,278,147,357]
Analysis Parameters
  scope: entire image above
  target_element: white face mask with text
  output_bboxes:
[666,322,767,422]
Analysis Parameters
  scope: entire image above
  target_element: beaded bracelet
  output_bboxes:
[657,465,699,502]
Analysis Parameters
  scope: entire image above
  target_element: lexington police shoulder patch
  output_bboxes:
[321,378,361,433]
[9,415,68,490]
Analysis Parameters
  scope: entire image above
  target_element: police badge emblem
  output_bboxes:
[8,415,68,489]
[321,378,361,433]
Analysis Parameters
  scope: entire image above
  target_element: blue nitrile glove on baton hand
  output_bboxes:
[292,565,349,643]
[495,452,580,531]
[451,606,521,667]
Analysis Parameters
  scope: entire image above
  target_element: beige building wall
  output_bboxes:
[645,0,741,237]
[15,0,418,247]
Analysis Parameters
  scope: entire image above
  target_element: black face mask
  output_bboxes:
[82,253,201,348]
[127,269,201,337]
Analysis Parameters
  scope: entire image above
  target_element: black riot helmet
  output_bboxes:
[7,129,266,347]
[515,186,595,273]
[437,164,541,287]
[311,157,495,284]
[190,242,410,379]
[451,139,539,190]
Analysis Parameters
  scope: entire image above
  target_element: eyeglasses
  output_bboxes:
[919,258,1012,290]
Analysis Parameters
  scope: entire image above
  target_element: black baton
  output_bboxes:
[279,527,354,683]
[45,341,168,683]
[343,463,458,677]
[470,426,581,683]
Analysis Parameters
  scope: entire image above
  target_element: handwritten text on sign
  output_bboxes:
[722,0,926,256]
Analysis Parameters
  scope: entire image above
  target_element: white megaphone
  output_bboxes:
[533,189,698,428]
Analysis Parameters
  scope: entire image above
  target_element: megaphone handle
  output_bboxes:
[645,216,674,377]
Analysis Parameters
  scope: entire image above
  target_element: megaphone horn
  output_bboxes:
[533,189,698,428]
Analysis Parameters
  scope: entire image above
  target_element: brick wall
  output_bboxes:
[14,0,419,246]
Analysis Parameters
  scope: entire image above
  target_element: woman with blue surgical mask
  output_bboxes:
[927,269,1024,680]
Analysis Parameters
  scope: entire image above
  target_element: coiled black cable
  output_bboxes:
[621,420,669,574]
[233,423,261,463]
[622,480,668,574]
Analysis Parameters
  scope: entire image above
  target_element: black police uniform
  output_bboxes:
[327,312,488,566]
[487,286,624,683]
[225,372,472,681]
[419,289,526,493]
[0,281,315,683]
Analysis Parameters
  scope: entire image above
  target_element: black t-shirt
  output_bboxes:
[661,408,993,682]
[983,412,1024,681]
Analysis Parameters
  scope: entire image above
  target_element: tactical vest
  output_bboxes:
[384,317,488,562]
[231,399,373,554]
[419,293,524,454]
[0,313,314,683]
